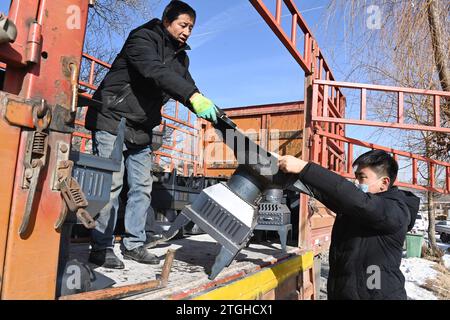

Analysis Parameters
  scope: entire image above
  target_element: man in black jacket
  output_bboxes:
[279,150,420,299]
[85,1,218,268]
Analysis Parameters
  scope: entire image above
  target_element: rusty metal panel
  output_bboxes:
[299,268,315,300]
[2,132,68,299]
[25,4,88,105]
[1,0,90,300]
[203,101,304,177]
[270,112,303,158]
[0,93,22,292]
[4,96,34,128]
[274,274,301,300]
[310,202,334,254]
[0,0,40,68]
[259,274,300,300]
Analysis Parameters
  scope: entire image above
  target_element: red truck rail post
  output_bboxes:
[0,0,90,299]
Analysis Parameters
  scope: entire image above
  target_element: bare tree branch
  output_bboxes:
[427,0,450,92]
[85,0,162,62]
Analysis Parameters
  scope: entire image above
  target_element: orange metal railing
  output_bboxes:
[310,80,450,194]
[315,129,450,194]
[312,80,450,133]
[249,0,347,170]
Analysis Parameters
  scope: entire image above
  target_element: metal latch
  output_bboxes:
[54,159,73,229]
[58,176,96,230]
[53,150,97,230]
[19,131,48,236]
[19,102,52,236]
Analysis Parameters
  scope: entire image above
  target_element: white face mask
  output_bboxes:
[354,177,387,193]
[355,182,370,193]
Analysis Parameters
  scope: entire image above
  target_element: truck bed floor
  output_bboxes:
[69,234,297,299]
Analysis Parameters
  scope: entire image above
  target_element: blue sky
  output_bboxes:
[159,0,335,108]
[0,2,7,13]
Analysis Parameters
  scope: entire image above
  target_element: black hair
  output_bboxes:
[162,1,196,24]
[353,150,398,187]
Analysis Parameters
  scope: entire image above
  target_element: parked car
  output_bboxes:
[412,214,428,233]
[435,220,450,243]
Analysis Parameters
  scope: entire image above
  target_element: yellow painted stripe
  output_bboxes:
[193,251,314,300]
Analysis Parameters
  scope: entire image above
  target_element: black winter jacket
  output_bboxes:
[85,19,198,147]
[298,163,420,300]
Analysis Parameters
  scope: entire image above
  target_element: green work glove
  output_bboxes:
[190,93,218,124]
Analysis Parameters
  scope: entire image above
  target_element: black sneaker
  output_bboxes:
[88,248,125,269]
[123,246,160,265]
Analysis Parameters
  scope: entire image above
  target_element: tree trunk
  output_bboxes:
[427,191,440,256]
[427,0,450,92]
[426,1,447,258]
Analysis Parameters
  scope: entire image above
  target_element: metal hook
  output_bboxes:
[32,100,51,131]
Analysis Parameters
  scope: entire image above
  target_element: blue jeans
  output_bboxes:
[91,130,155,251]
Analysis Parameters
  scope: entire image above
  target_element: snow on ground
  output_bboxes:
[436,235,450,269]
[319,234,450,300]
[321,255,442,300]
[443,255,450,270]
[400,234,449,300]
[400,257,438,300]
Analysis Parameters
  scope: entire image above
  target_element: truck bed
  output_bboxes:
[69,234,299,300]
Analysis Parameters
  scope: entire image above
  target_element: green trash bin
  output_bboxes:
[406,233,424,258]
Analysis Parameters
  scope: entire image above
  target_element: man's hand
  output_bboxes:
[190,93,218,123]
[278,155,308,174]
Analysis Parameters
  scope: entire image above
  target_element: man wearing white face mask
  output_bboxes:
[278,150,420,300]
[354,175,388,193]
